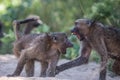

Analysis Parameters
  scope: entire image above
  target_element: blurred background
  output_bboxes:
[0,0,119,66]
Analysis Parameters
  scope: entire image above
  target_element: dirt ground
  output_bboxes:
[0,54,120,80]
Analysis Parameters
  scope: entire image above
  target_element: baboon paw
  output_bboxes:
[7,74,16,77]
[40,75,46,77]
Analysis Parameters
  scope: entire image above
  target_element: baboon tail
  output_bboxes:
[13,20,21,40]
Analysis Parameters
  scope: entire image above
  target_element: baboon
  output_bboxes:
[56,19,120,80]
[8,32,73,77]
[8,16,73,77]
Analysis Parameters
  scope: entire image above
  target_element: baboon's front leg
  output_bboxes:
[25,60,34,77]
[46,57,59,77]
[99,38,108,80]
[40,62,48,77]
[99,55,108,80]
[7,52,27,76]
[56,40,91,74]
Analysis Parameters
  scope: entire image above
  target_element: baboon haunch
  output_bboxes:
[56,19,120,80]
[9,16,73,77]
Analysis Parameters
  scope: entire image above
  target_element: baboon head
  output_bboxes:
[27,15,43,27]
[49,32,73,54]
[71,19,93,41]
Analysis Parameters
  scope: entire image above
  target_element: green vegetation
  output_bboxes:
[0,0,120,64]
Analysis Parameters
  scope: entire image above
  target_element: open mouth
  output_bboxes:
[72,32,85,41]
[72,32,81,40]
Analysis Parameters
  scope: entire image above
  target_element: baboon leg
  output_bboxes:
[46,57,59,77]
[56,56,88,74]
[56,40,91,74]
[40,62,48,77]
[25,60,34,77]
[99,55,108,80]
[112,60,120,75]
[7,53,27,76]
[98,38,108,80]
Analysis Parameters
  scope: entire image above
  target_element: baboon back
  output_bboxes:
[103,27,120,58]
[13,34,40,57]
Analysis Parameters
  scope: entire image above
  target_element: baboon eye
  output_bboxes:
[52,36,57,42]
[86,20,92,26]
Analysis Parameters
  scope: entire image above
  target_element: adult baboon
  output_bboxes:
[9,16,73,77]
[8,32,73,77]
[56,19,120,80]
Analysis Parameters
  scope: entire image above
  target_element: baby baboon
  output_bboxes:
[8,32,73,77]
[56,19,120,80]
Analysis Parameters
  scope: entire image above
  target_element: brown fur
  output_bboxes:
[56,19,120,80]
[112,60,120,75]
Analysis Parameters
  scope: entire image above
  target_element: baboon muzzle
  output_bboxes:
[71,27,85,41]
[71,27,79,35]
[66,40,73,48]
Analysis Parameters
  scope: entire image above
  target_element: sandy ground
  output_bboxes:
[0,54,120,80]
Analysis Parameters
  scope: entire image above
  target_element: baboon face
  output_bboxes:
[51,33,73,54]
[32,18,43,27]
[71,19,92,41]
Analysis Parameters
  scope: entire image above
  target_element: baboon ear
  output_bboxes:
[87,19,97,27]
[86,20,93,27]
[45,33,51,40]
[52,36,57,42]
